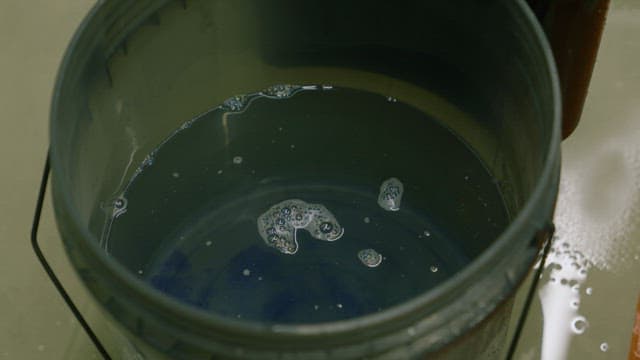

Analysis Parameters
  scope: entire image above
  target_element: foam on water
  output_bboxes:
[357,248,383,268]
[222,95,248,112]
[261,84,303,99]
[257,199,344,254]
[377,177,404,211]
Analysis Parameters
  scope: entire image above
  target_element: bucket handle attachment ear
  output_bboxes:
[505,222,555,359]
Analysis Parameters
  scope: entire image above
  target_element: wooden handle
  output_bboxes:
[527,0,610,139]
[630,294,640,360]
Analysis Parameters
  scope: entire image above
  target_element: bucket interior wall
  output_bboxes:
[52,0,553,269]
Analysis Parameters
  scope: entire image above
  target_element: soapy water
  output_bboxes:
[103,84,509,322]
[257,199,344,255]
[99,84,317,251]
[377,177,404,211]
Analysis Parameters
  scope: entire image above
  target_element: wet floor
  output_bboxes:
[513,2,640,358]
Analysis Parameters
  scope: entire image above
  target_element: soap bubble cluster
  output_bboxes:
[261,84,301,99]
[179,118,196,130]
[257,199,344,254]
[378,177,404,211]
[222,95,248,112]
[357,248,383,268]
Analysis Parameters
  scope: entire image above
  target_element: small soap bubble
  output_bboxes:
[600,342,608,352]
[114,197,127,209]
[113,196,128,218]
[336,303,343,309]
[137,269,144,275]
[308,218,344,241]
[172,172,180,178]
[423,230,431,237]
[233,156,243,165]
[571,316,588,334]
[290,144,296,149]
[242,269,251,276]
[319,222,333,233]
[314,304,319,310]
[363,217,371,224]
[358,248,383,268]
[386,96,397,103]
[217,169,223,175]
[205,240,212,247]
[430,265,439,273]
[378,177,404,211]
[586,287,593,295]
